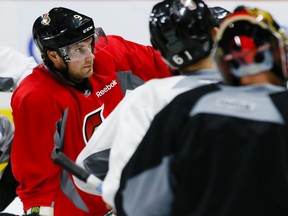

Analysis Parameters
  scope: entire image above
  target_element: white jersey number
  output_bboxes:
[172,51,193,65]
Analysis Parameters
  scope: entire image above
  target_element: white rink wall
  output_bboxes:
[0,0,288,62]
[1,0,287,214]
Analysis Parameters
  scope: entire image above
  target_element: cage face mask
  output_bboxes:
[58,27,107,62]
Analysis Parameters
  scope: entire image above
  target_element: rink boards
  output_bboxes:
[0,92,13,122]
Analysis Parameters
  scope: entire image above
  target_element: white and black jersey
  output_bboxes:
[0,46,36,91]
[75,69,221,207]
[115,83,288,216]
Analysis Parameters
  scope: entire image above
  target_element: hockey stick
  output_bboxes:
[53,153,117,215]
[51,111,114,215]
[53,151,103,194]
[51,108,102,193]
[52,109,102,194]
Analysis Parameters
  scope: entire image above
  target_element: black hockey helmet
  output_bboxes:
[32,7,109,63]
[33,7,95,52]
[149,0,220,70]
[214,7,288,85]
[209,6,231,27]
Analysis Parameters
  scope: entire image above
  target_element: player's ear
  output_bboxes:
[211,26,219,41]
[47,50,61,63]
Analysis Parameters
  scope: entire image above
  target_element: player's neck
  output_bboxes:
[181,57,216,73]
[240,71,284,86]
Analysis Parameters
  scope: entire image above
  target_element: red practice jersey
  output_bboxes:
[10,35,171,216]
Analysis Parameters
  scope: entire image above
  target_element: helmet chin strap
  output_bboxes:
[50,50,78,85]
[47,57,92,93]
[45,63,75,86]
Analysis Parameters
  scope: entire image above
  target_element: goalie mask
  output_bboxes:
[214,7,288,85]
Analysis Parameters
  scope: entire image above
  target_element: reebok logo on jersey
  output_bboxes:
[216,97,255,112]
[96,80,117,98]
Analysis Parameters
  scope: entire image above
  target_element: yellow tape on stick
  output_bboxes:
[0,162,8,173]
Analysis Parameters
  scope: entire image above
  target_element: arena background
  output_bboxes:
[1,0,287,214]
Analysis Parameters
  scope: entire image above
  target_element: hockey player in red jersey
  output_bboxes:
[10,7,171,216]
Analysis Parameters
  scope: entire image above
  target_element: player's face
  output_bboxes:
[66,37,95,83]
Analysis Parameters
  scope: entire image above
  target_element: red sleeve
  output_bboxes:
[98,35,172,81]
[11,90,63,210]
